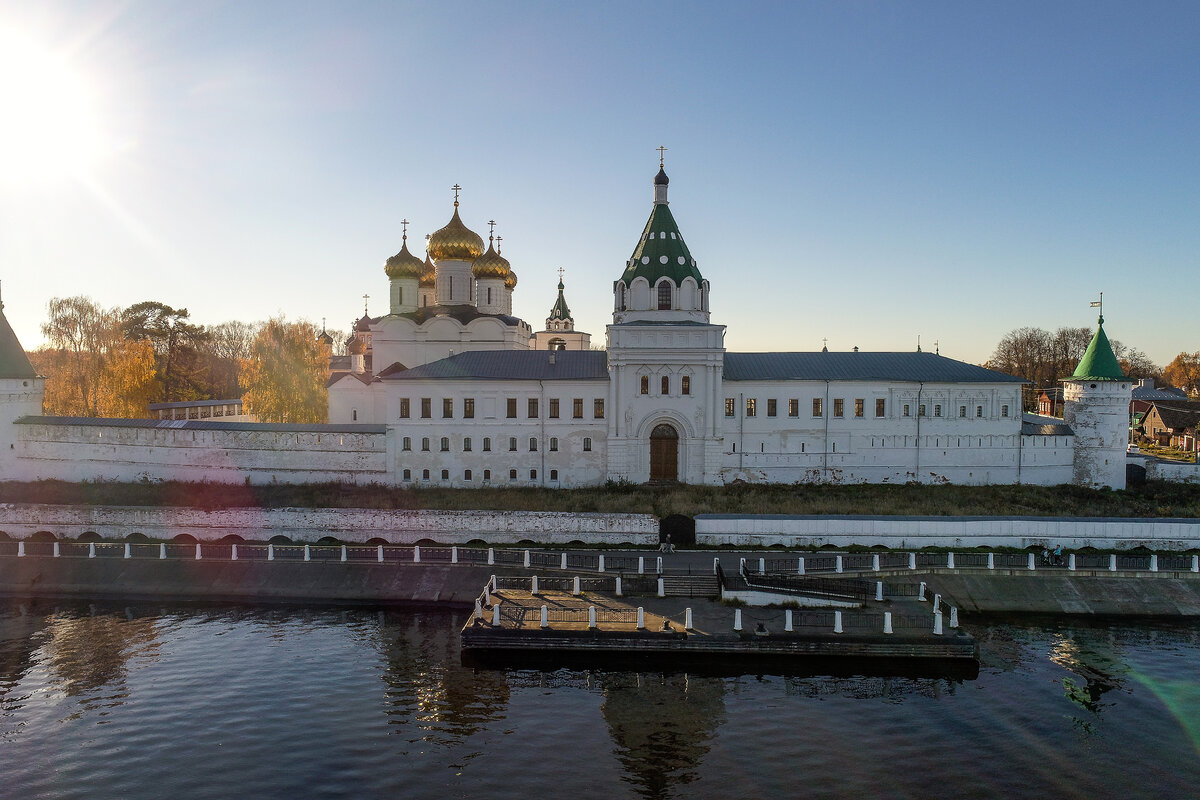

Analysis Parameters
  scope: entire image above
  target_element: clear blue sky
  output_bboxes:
[1,1,1196,368]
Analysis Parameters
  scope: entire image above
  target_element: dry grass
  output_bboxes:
[1,479,1199,518]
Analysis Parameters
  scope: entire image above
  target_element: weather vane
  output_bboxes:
[1090,291,1103,323]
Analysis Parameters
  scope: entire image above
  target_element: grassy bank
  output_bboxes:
[1,480,1199,519]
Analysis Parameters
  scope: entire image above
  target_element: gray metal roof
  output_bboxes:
[15,416,386,434]
[1021,413,1074,436]
[381,350,609,381]
[723,352,1025,383]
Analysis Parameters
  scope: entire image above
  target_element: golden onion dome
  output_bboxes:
[384,234,424,279]
[504,267,518,290]
[427,203,484,263]
[472,238,511,279]
[419,254,436,287]
[347,336,367,356]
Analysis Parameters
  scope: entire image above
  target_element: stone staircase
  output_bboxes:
[660,574,720,598]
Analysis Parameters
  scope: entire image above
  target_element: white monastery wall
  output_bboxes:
[0,504,658,545]
[1148,461,1200,484]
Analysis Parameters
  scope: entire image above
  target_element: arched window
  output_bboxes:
[681,376,690,395]
[640,375,649,395]
[658,281,672,310]
[661,375,670,395]
[440,437,449,451]
[619,283,627,311]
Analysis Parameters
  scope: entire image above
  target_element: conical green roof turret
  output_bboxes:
[0,293,37,379]
[1071,317,1124,381]
[619,167,703,286]
[549,280,571,322]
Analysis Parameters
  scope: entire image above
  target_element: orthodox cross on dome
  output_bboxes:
[656,145,667,168]
[821,337,828,352]
[1090,291,1104,324]
[451,184,462,206]
[401,218,409,242]
[489,219,496,243]
[495,234,502,253]
[557,266,565,283]
[362,294,370,315]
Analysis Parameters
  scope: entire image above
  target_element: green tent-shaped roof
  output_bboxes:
[619,170,703,286]
[0,301,37,379]
[1071,318,1124,381]
[548,280,571,322]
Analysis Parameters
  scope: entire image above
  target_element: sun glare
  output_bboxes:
[0,29,108,187]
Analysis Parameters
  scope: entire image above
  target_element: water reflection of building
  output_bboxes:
[0,605,48,700]
[379,611,510,743]
[42,608,160,696]
[599,673,726,799]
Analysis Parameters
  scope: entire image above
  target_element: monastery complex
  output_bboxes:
[1,160,1134,490]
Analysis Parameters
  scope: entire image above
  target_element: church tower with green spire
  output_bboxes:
[531,272,591,350]
[1062,306,1131,489]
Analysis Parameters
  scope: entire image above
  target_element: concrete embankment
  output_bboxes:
[924,572,1200,616]
[0,558,492,606]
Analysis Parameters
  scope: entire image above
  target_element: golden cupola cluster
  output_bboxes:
[472,236,511,279]
[384,233,424,279]
[419,254,436,287]
[426,201,485,263]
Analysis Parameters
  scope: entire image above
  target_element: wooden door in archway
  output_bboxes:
[650,424,679,482]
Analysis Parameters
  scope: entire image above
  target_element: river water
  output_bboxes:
[1,601,1197,800]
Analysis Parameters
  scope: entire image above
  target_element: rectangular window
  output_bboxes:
[402,436,411,451]
[528,398,538,418]
[788,399,799,417]
[854,399,864,418]
[833,399,844,417]
[904,404,911,417]
[402,469,411,480]
[746,398,757,417]
[767,399,777,417]
[813,398,823,417]
[919,404,927,417]
[529,437,538,451]
[640,375,649,394]
[1001,404,1010,418]
[594,399,605,419]
[463,437,472,452]
[463,398,475,419]
[583,437,592,452]
[549,437,558,451]
[508,437,517,451]
[509,469,517,480]
[725,398,736,417]
[681,376,690,395]
[934,404,942,417]
[875,398,886,417]
[442,398,453,419]
[422,469,430,480]
[441,469,449,480]
[959,405,967,418]
[440,437,449,452]
[464,469,472,481]
[399,398,410,419]
[420,398,431,418]
[550,469,558,481]
[483,437,491,451]
[661,375,670,395]
[976,406,983,418]
[506,398,517,418]
[549,398,560,418]
[483,469,491,481]
[421,437,430,451]
[573,398,583,418]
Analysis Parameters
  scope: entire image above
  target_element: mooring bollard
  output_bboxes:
[947,552,956,569]
[836,555,843,573]
[231,544,238,561]
[304,545,311,562]
[523,550,530,568]
[17,541,25,557]
[89,543,96,559]
[377,544,384,563]
[572,576,581,595]
[685,607,694,630]
[413,545,421,563]
[124,543,131,559]
[909,552,917,570]
[1028,552,1036,571]
[160,543,167,560]
[834,610,844,634]
[531,575,539,595]
[267,543,274,561]
[884,611,893,634]
[638,556,645,574]
[615,576,623,596]
[588,605,597,629]
[487,547,495,565]
[637,607,645,630]
[733,608,743,632]
[932,593,941,613]
[759,557,766,573]
[560,552,566,570]
[598,554,605,573]
[933,610,944,635]
[492,603,501,627]
[341,545,347,562]
[1110,554,1118,572]
[54,541,61,558]
[657,577,665,598]
[988,553,995,570]
[797,556,805,575]
[875,581,884,602]
[784,609,793,632]
[540,605,548,629]
[451,546,458,564]
[1068,553,1076,571]
[918,581,927,601]
[950,607,959,628]
[872,553,880,572]
[1150,554,1159,572]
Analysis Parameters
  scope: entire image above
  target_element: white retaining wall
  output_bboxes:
[697,514,1200,550]
[0,505,659,545]
[1148,460,1200,484]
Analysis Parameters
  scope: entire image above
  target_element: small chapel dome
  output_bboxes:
[654,166,669,186]
[427,200,484,263]
[472,238,511,279]
[384,234,424,279]
[419,255,436,287]
[347,336,367,355]
[504,267,518,290]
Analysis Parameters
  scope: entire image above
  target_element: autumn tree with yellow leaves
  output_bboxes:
[239,317,331,423]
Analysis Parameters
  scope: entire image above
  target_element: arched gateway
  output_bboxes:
[649,424,679,482]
